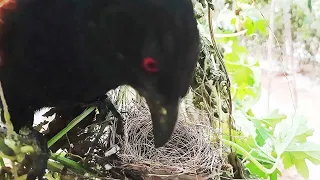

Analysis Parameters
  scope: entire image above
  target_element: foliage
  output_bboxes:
[192,0,232,127]
[193,0,320,179]
[0,0,319,179]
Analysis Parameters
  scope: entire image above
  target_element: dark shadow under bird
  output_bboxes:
[0,0,200,179]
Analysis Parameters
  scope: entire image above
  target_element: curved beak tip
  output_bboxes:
[141,91,180,148]
[153,128,174,148]
[154,137,168,148]
[151,106,178,148]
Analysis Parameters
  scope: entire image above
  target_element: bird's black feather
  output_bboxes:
[0,0,200,179]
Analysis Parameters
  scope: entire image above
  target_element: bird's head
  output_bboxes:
[109,0,200,147]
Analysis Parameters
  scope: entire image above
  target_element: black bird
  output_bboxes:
[0,0,200,179]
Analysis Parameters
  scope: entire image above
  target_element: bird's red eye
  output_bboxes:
[142,57,159,73]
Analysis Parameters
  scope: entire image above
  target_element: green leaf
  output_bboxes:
[249,110,287,146]
[235,86,255,100]
[261,109,287,127]
[274,115,305,155]
[254,19,268,35]
[0,157,4,167]
[246,160,281,179]
[269,170,279,180]
[286,142,320,164]
[0,137,15,157]
[233,110,257,137]
[274,115,320,179]
[231,17,236,25]
[232,43,248,55]
[246,161,268,179]
[224,52,240,63]
[244,17,254,35]
[281,152,310,179]
[296,159,309,179]
[48,107,96,147]
[254,120,273,146]
[308,0,312,12]
[50,152,86,173]
[225,62,255,87]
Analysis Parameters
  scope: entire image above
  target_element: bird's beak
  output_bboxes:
[144,95,179,148]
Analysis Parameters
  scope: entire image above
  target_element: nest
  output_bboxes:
[9,88,232,179]
[114,101,227,179]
